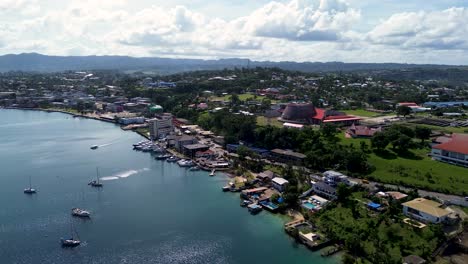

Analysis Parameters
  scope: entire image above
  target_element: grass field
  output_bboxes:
[343,109,387,117]
[339,134,468,195]
[256,116,283,128]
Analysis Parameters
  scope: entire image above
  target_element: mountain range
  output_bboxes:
[0,53,466,74]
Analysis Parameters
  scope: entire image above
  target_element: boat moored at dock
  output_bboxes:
[247,204,262,214]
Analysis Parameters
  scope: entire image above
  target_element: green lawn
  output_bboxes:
[210,93,265,101]
[343,109,389,117]
[256,116,283,128]
[339,134,468,195]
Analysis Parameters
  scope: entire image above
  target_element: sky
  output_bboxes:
[1,0,468,64]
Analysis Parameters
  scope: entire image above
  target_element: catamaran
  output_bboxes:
[24,175,36,194]
[88,167,103,187]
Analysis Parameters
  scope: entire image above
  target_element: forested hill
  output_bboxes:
[1,53,467,75]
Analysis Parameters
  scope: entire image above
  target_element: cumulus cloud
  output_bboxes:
[242,0,360,41]
[367,7,468,50]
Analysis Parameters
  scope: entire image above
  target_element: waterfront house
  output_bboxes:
[175,135,197,153]
[312,182,337,200]
[402,198,451,224]
[269,149,306,165]
[272,177,289,192]
[299,232,321,248]
[431,133,468,167]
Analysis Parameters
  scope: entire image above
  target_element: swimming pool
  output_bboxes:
[302,202,316,210]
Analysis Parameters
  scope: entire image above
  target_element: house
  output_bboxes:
[272,177,289,192]
[385,191,408,201]
[299,232,321,248]
[175,135,197,152]
[269,149,306,165]
[257,170,275,181]
[313,182,337,200]
[402,198,451,224]
[346,124,381,138]
[431,133,468,167]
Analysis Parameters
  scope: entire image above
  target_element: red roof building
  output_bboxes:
[431,133,468,167]
[279,103,361,125]
[346,124,382,138]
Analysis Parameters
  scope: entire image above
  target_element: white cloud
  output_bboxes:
[242,0,360,41]
[367,7,468,50]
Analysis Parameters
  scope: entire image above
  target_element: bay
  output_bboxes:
[0,109,337,264]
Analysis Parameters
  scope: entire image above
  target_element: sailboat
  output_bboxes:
[209,169,216,176]
[24,175,36,194]
[60,220,81,247]
[88,167,103,187]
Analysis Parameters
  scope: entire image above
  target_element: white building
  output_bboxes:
[272,177,289,192]
[402,198,451,224]
[149,116,173,139]
[431,133,468,167]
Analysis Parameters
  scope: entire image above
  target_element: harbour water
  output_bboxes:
[0,109,337,264]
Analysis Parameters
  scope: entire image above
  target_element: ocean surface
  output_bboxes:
[0,109,337,264]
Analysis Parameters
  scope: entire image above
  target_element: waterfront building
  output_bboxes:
[269,149,306,165]
[183,143,209,158]
[174,135,197,153]
[118,116,145,125]
[272,177,289,192]
[402,198,451,224]
[149,115,174,139]
[312,182,337,200]
[431,133,468,167]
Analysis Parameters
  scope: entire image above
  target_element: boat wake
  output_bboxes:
[100,168,149,181]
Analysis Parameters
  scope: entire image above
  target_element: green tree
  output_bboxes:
[414,126,431,143]
[371,132,389,150]
[396,105,411,117]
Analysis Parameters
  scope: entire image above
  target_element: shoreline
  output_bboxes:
[2,107,339,262]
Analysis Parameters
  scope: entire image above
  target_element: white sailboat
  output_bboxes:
[88,167,103,187]
[60,221,81,247]
[24,175,36,194]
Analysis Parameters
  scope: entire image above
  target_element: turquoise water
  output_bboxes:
[302,202,316,210]
[0,109,337,264]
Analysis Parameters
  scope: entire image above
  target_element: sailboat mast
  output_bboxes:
[29,175,32,189]
[96,167,100,183]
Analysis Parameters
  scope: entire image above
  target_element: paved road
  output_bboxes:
[374,181,468,207]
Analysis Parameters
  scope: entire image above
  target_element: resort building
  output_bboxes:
[269,149,306,165]
[402,198,451,224]
[431,133,468,167]
[272,177,289,192]
[149,115,173,139]
[323,170,348,187]
[312,182,337,200]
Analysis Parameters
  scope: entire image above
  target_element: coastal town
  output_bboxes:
[1,68,468,264]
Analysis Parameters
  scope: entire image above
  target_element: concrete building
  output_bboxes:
[313,182,337,200]
[118,117,145,125]
[272,177,289,192]
[175,135,197,153]
[149,115,173,139]
[431,133,468,167]
[270,149,306,165]
[402,198,451,224]
[183,143,209,158]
